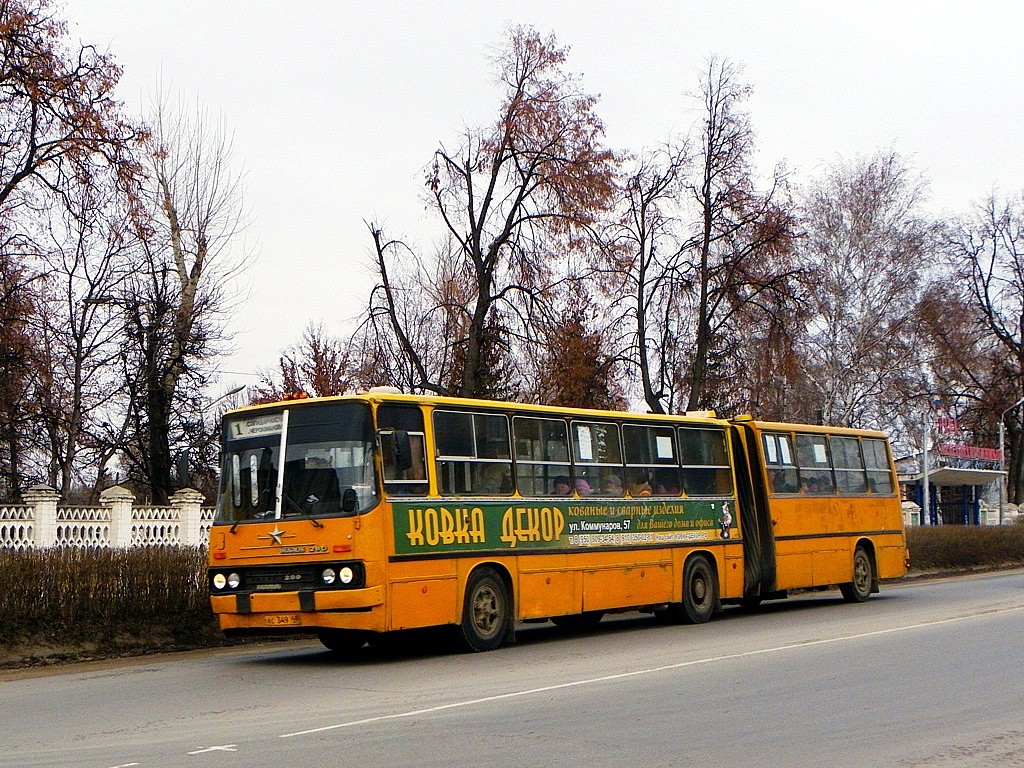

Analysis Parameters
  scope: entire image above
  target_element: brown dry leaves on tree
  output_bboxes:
[368,25,617,399]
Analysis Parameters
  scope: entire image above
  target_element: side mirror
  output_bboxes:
[341,487,358,513]
[380,429,413,474]
[392,429,412,472]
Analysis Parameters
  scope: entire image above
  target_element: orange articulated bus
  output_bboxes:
[208,390,908,652]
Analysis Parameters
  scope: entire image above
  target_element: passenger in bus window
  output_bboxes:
[476,463,512,494]
[800,472,832,495]
[601,474,623,496]
[652,469,681,496]
[628,474,652,497]
[771,469,798,493]
[575,478,592,496]
[553,476,572,496]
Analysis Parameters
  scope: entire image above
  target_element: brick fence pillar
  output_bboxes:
[171,488,207,546]
[100,485,136,547]
[22,484,60,548]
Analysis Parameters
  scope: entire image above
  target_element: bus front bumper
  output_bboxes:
[211,586,385,631]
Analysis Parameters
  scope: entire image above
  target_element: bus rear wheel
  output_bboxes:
[840,546,875,603]
[682,555,718,624]
[654,555,719,625]
[458,568,510,652]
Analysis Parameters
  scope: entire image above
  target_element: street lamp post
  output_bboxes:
[210,384,246,409]
[177,386,246,487]
[999,395,1024,525]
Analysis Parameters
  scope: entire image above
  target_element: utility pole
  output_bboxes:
[920,397,942,526]
[921,419,930,526]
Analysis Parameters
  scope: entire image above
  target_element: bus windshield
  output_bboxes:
[216,401,378,523]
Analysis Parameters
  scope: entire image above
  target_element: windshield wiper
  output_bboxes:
[280,491,325,527]
[230,469,276,534]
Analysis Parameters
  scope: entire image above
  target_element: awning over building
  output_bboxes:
[900,467,1005,486]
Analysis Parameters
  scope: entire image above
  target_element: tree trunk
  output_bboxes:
[147,379,173,505]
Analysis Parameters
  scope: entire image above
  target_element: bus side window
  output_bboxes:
[764,432,798,494]
[513,416,571,496]
[862,438,895,494]
[434,410,512,496]
[378,405,428,496]
[570,421,624,497]
[623,423,679,498]
[830,436,868,494]
[678,428,733,496]
[795,433,835,495]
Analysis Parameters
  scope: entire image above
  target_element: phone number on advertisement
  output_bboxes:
[567,532,654,546]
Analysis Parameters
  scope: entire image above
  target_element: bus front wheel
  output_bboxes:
[458,568,510,652]
[840,546,875,603]
[654,555,719,625]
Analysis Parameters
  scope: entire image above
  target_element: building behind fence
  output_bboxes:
[0,485,214,549]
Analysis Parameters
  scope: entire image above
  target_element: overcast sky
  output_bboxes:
[63,1,1024,396]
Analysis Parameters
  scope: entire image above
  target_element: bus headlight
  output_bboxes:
[212,573,227,590]
[321,567,337,585]
[227,572,241,589]
[338,566,355,585]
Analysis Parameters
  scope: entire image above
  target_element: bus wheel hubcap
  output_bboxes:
[854,556,869,589]
[693,578,707,603]
[474,586,499,635]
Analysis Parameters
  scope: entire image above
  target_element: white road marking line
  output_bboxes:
[188,744,238,754]
[280,603,1024,739]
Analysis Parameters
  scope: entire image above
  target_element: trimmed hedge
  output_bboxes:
[0,546,221,663]
[905,522,1024,572]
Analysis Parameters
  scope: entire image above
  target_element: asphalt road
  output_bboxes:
[2,571,1023,768]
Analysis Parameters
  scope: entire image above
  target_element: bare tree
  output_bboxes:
[0,0,141,216]
[0,0,141,499]
[681,58,798,413]
[364,26,617,398]
[941,192,1024,501]
[795,152,934,430]
[114,95,248,503]
[362,232,459,393]
[607,59,797,415]
[31,178,135,498]
[603,145,689,413]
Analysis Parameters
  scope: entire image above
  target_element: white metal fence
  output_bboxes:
[0,485,215,550]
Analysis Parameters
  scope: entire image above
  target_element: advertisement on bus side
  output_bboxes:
[391,498,735,555]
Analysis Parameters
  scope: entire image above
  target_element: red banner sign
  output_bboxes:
[937,443,1002,462]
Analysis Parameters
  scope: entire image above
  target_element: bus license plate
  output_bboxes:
[264,614,302,627]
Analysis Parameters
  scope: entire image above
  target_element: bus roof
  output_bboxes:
[735,418,890,439]
[226,392,892,438]
[224,390,731,427]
